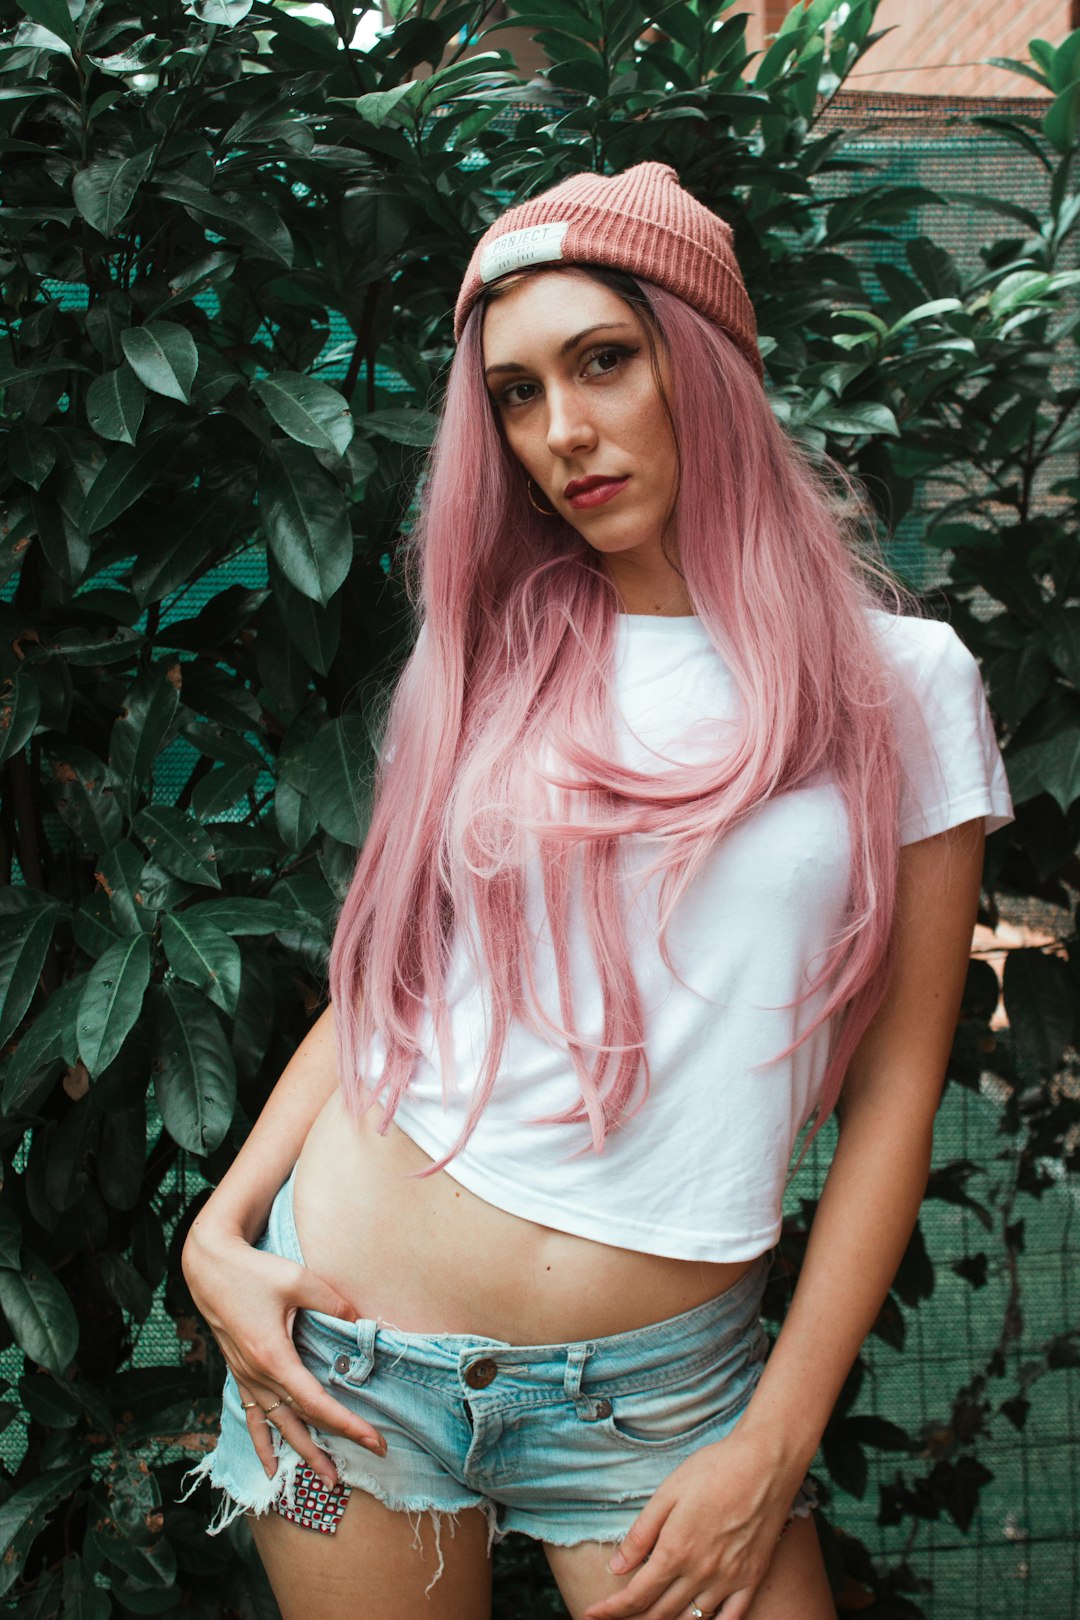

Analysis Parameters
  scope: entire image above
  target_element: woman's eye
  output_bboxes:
[584,346,628,376]
[500,381,538,407]
[586,345,637,375]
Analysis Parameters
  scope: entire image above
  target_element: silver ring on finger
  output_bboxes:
[689,1605,706,1619]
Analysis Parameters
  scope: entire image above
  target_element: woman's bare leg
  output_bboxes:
[543,1513,834,1620]
[249,1491,494,1620]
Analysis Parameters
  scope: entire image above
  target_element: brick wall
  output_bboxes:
[377,1,1071,100]
[739,0,1070,98]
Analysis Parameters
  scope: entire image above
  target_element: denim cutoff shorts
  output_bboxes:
[181,1169,816,1584]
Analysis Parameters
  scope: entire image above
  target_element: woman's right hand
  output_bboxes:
[182,1217,388,1486]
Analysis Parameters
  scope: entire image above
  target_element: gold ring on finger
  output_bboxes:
[240,1399,258,1410]
[281,1393,295,1407]
[263,1399,282,1415]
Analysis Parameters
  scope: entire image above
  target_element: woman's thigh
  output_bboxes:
[543,1514,834,1620]
[249,1491,494,1620]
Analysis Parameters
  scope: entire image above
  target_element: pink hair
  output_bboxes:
[328,268,923,1171]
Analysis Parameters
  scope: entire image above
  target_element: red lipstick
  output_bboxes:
[565,476,629,510]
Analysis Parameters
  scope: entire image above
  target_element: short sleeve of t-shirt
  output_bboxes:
[882,616,1015,845]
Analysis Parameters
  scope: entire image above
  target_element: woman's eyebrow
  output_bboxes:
[483,322,636,379]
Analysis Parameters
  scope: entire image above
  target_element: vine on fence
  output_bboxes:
[1,0,1078,1613]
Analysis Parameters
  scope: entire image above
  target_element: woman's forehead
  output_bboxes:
[481,269,637,360]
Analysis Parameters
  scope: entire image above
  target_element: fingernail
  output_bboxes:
[365,1439,386,1457]
[264,1462,276,1479]
[608,1552,626,1573]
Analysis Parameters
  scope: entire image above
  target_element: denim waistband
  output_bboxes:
[272,1167,769,1382]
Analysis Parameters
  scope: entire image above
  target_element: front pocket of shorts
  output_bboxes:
[595,1333,763,1451]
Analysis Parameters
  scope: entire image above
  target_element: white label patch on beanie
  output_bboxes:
[478,221,570,283]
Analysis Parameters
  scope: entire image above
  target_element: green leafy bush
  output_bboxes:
[1,0,1078,1612]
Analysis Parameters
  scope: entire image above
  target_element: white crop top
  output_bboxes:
[367,610,1015,1262]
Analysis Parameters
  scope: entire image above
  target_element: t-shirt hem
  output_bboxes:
[899,786,1015,845]
[389,1104,781,1263]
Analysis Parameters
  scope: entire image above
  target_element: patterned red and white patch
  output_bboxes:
[271,1463,352,1534]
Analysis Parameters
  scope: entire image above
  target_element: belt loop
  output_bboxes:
[563,1343,589,1401]
[355,1317,377,1360]
[564,1343,603,1419]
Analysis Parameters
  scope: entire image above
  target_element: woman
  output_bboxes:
[181,163,1015,1620]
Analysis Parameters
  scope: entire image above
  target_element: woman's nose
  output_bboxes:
[545,388,597,457]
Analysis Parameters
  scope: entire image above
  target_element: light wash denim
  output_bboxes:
[180,1168,816,1588]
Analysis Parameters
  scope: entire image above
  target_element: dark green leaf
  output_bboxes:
[108,660,181,817]
[0,1252,79,1378]
[97,1101,145,1211]
[120,322,198,404]
[98,1252,153,1321]
[7,422,58,488]
[0,668,42,766]
[1,978,85,1113]
[47,744,123,855]
[190,758,260,819]
[72,151,153,237]
[0,898,62,1047]
[86,363,146,445]
[361,407,438,446]
[305,715,373,846]
[15,0,77,48]
[0,1464,89,1598]
[258,442,352,606]
[183,898,300,935]
[76,932,152,1078]
[274,777,317,850]
[0,1206,20,1270]
[133,805,222,889]
[151,982,237,1154]
[95,839,158,934]
[269,555,341,675]
[155,176,294,266]
[81,440,163,534]
[162,913,241,1016]
[254,372,354,456]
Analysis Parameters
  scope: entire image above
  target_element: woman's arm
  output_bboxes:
[182,1000,389,1482]
[730,813,986,1486]
[585,815,987,1620]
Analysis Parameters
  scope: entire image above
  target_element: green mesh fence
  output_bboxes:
[7,89,1079,1620]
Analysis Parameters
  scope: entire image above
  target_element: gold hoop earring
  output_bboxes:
[526,477,557,517]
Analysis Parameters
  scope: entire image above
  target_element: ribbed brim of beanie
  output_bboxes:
[453,161,763,384]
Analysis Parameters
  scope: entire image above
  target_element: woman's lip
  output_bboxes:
[567,477,629,509]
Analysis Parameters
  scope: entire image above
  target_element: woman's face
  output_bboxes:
[481,269,680,574]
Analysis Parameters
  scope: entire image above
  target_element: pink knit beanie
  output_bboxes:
[453,161,763,383]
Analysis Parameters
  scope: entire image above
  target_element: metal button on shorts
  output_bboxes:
[464,1358,498,1389]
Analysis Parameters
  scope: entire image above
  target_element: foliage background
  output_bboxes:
[1,0,1079,1614]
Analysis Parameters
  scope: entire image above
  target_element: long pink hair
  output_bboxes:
[328,266,922,1171]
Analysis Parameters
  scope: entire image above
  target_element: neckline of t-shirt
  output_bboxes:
[615,613,712,634]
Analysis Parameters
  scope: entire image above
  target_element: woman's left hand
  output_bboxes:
[581,1426,800,1620]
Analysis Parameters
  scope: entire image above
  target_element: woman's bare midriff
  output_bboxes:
[290,1086,755,1346]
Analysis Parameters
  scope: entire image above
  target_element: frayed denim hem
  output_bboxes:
[177,1437,501,1596]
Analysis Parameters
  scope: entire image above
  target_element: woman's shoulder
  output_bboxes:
[862,606,974,688]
